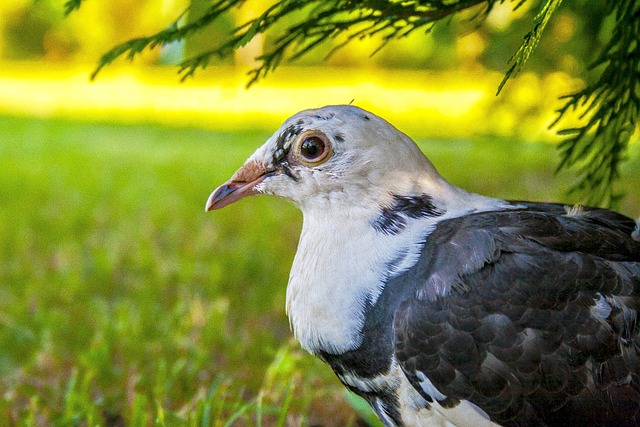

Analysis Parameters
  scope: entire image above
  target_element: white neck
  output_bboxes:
[285,183,511,355]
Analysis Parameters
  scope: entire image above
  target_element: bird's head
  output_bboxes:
[205,105,508,356]
[206,105,445,213]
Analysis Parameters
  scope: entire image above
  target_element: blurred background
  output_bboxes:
[1,0,638,425]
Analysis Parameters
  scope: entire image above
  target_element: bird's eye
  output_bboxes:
[300,137,325,160]
[292,131,332,166]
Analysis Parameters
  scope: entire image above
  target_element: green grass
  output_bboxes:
[0,115,638,426]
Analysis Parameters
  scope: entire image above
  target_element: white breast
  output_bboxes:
[286,205,431,355]
[285,187,512,356]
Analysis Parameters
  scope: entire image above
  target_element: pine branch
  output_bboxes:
[219,0,501,86]
[88,0,502,82]
[497,0,564,94]
[551,0,639,207]
[90,0,243,80]
[64,0,84,16]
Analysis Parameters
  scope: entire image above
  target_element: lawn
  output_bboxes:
[0,114,638,426]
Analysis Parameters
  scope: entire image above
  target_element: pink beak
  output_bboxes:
[205,161,271,211]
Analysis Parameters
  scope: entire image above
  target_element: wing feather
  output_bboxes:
[393,205,640,426]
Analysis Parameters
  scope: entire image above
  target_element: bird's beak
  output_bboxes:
[205,161,272,211]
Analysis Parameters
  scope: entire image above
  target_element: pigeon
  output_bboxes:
[206,105,640,426]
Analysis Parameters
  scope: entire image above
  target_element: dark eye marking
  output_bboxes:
[334,133,345,143]
[273,147,287,163]
[282,164,299,181]
[277,125,303,147]
[273,124,304,164]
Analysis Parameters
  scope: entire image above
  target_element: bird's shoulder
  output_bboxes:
[404,202,639,299]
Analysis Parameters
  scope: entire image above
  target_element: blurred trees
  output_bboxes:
[0,0,613,73]
[0,0,187,62]
[1,0,638,206]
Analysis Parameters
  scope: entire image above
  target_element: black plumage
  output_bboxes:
[373,194,444,235]
[388,202,640,426]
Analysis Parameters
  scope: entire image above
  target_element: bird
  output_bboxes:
[205,105,640,426]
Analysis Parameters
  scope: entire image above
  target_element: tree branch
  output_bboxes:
[551,0,639,207]
[89,0,502,83]
[64,0,85,16]
[497,0,564,94]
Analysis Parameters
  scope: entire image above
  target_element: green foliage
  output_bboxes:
[66,0,640,207]
[551,0,639,207]
[0,115,328,425]
[495,0,639,207]
[90,4,230,80]
[63,0,84,16]
[497,0,564,94]
[90,0,500,83]
[344,392,385,427]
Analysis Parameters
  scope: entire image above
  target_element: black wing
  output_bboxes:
[393,203,640,426]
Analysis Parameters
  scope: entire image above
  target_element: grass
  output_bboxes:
[0,114,638,426]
